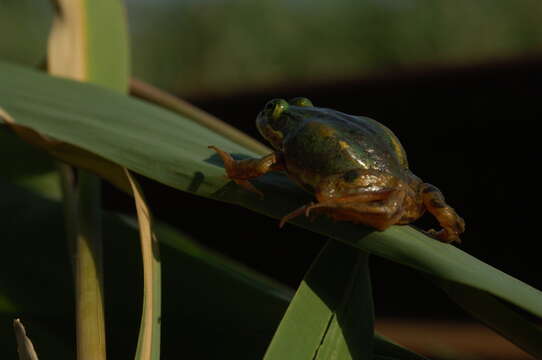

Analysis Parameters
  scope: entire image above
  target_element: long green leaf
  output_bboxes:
[264,239,427,360]
[264,241,374,360]
[48,0,129,91]
[130,78,270,155]
[0,0,53,66]
[1,61,541,355]
[438,279,542,357]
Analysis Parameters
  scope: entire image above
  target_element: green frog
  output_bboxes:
[209,98,465,243]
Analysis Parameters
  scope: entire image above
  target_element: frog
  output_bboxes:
[209,97,465,243]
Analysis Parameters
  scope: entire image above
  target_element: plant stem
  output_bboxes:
[75,171,105,360]
[60,165,106,360]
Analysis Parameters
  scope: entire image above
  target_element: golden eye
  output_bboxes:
[289,97,314,107]
[272,99,289,120]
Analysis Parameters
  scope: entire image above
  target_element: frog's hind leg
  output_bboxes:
[420,183,465,243]
[278,190,391,228]
[279,188,407,231]
[208,146,284,198]
[312,188,407,230]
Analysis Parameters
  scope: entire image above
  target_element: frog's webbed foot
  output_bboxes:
[208,146,284,198]
[421,183,465,244]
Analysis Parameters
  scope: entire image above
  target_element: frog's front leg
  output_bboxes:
[208,146,284,197]
[421,183,465,243]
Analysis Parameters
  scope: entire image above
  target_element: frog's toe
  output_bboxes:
[304,202,319,217]
[208,145,230,161]
[426,228,462,244]
[455,216,466,234]
[209,145,236,175]
[233,179,264,199]
[304,202,332,223]
[279,203,315,228]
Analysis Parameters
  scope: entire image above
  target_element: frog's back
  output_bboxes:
[282,109,408,188]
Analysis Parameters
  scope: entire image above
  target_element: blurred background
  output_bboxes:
[2,0,542,359]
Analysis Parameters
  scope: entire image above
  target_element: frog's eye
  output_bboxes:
[289,97,313,107]
[271,99,289,120]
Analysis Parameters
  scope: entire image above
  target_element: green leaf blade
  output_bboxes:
[264,241,374,360]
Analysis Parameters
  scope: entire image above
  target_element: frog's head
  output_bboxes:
[256,97,314,150]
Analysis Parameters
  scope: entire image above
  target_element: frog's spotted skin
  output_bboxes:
[209,98,465,243]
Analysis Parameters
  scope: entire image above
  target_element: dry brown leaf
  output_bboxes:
[48,0,87,80]
[13,319,39,360]
[125,168,161,360]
